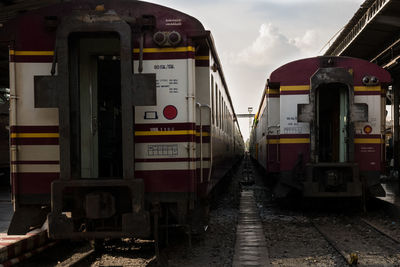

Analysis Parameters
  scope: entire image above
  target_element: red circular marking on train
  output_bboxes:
[364,125,372,134]
[163,105,178,120]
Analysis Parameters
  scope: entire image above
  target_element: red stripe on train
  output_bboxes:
[136,170,195,192]
[11,161,59,165]
[13,170,196,194]
[136,157,211,162]
[12,173,59,194]
[280,90,309,95]
[135,135,195,143]
[10,126,59,133]
[195,60,209,67]
[11,138,59,145]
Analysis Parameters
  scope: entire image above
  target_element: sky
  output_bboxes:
[146,0,365,140]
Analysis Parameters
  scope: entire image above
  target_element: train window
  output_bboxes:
[223,102,225,131]
[221,96,223,129]
[211,75,214,125]
[223,103,226,131]
[218,89,221,128]
[220,96,223,130]
[216,85,219,127]
[216,84,219,127]
[225,105,227,132]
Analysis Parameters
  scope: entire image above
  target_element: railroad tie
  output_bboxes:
[233,190,271,267]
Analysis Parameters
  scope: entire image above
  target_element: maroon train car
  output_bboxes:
[250,56,391,198]
[0,0,244,243]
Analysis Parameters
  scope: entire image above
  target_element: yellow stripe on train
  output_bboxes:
[10,133,59,138]
[280,85,310,92]
[267,138,310,144]
[266,89,279,94]
[195,56,210,60]
[10,46,196,56]
[354,86,381,92]
[354,138,383,144]
[133,46,195,53]
[9,50,54,56]
[277,85,382,93]
[195,132,210,137]
[267,138,381,144]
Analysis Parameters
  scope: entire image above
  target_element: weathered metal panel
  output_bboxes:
[132,73,156,106]
[34,75,59,108]
[352,103,368,122]
[297,103,313,123]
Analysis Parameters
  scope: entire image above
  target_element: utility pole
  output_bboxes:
[248,107,253,135]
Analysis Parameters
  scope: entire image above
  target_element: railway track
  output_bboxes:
[13,238,157,267]
[310,215,400,266]
[55,244,95,267]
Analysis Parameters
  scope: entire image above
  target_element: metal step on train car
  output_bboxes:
[250,56,391,199]
[0,0,244,246]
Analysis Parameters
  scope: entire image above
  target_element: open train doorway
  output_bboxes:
[316,83,348,163]
[69,33,123,179]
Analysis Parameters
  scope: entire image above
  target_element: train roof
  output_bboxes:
[268,56,391,88]
[251,55,392,133]
[0,0,206,87]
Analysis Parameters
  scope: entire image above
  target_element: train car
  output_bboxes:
[0,88,9,185]
[0,0,244,244]
[250,56,391,198]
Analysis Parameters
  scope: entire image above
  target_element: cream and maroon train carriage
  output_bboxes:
[250,56,390,198]
[1,0,244,241]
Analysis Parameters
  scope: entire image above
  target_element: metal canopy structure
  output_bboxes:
[325,0,400,69]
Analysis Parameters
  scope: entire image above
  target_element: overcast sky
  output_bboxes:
[146,0,365,140]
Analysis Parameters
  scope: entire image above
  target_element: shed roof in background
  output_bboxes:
[324,0,400,71]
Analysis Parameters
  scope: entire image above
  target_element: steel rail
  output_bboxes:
[360,218,400,245]
[55,244,96,267]
[310,219,352,266]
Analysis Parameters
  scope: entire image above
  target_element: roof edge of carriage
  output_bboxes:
[268,56,392,87]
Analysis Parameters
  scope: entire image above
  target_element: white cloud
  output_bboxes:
[235,23,296,66]
[232,23,321,69]
[291,29,320,55]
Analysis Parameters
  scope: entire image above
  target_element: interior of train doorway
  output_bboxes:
[316,83,348,163]
[69,33,123,179]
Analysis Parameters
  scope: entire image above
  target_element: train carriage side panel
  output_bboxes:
[259,98,268,169]
[353,88,385,191]
[278,88,310,189]
[207,45,240,192]
[251,91,265,166]
[134,54,196,194]
[194,47,211,197]
[9,60,59,205]
[266,86,280,173]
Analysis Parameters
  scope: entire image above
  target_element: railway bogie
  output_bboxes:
[1,0,244,240]
[250,56,391,199]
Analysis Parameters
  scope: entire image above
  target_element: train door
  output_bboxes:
[73,34,122,179]
[316,83,348,163]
